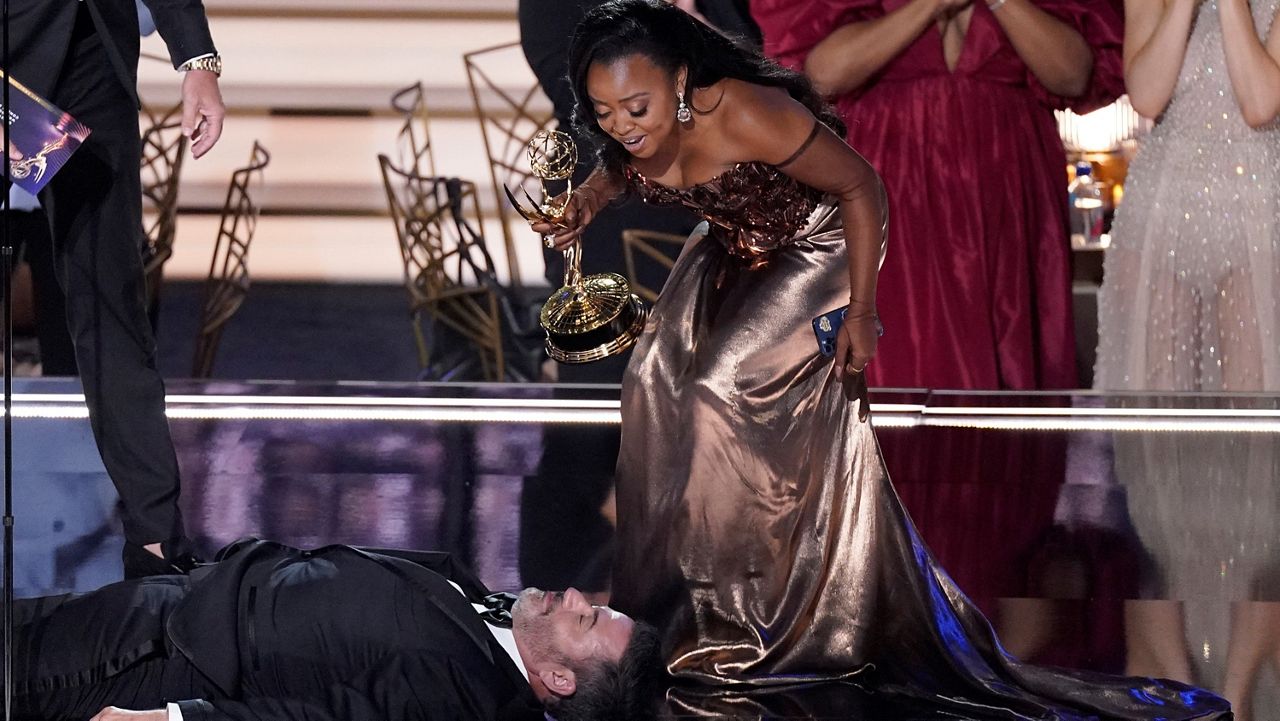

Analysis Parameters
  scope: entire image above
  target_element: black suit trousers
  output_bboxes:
[12,577,218,721]
[38,5,185,545]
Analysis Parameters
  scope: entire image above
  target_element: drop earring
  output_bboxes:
[676,91,692,123]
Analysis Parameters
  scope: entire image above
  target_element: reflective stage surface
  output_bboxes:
[6,379,1279,718]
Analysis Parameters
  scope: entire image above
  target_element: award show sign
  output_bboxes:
[2,67,91,195]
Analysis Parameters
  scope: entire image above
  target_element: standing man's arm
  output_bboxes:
[88,653,511,721]
[141,0,225,157]
[91,709,166,721]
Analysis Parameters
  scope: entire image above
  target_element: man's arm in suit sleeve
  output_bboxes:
[139,0,225,156]
[139,0,217,68]
[172,653,503,721]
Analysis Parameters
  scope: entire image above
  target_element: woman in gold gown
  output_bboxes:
[532,1,1230,717]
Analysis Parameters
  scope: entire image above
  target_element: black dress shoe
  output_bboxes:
[122,538,205,579]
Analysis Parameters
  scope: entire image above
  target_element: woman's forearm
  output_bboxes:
[1122,0,1197,118]
[1218,0,1280,127]
[804,0,940,96]
[991,0,1094,97]
[840,176,889,313]
[577,166,626,210]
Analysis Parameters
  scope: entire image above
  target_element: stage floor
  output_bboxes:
[6,378,1277,718]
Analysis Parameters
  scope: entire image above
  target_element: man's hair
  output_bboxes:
[547,620,664,721]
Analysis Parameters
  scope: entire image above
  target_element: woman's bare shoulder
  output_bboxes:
[704,78,794,116]
[711,80,815,158]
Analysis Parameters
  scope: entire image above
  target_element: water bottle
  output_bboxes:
[1067,162,1104,248]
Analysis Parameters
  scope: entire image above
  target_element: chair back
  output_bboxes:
[390,81,437,178]
[463,40,555,286]
[139,101,187,325]
[378,155,508,381]
[192,141,270,378]
[621,229,685,303]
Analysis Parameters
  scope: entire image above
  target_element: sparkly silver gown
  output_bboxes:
[1093,3,1280,712]
[1094,0,1280,391]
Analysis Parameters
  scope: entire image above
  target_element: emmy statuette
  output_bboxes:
[506,130,648,363]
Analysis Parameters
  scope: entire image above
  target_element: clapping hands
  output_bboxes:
[934,0,974,17]
[663,0,712,25]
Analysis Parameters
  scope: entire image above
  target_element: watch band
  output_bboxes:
[179,55,222,77]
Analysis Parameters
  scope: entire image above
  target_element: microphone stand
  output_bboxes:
[2,0,15,718]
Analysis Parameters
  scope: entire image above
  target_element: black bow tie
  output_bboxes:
[478,592,516,629]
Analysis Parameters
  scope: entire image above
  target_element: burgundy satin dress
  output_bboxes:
[610,162,1228,718]
[752,0,1125,389]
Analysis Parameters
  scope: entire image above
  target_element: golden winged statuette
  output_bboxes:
[506,130,648,364]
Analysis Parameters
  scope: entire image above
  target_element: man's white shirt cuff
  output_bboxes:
[179,53,216,70]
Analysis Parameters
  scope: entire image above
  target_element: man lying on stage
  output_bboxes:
[12,538,661,721]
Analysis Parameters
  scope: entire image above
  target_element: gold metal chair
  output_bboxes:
[622,229,685,303]
[139,101,187,327]
[389,81,437,178]
[379,155,522,382]
[463,40,556,286]
[192,142,270,378]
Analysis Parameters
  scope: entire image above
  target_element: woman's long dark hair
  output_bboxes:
[567,0,844,174]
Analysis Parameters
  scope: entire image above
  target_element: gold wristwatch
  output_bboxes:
[179,55,223,77]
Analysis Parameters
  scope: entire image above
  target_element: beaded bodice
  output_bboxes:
[1159,0,1280,139]
[625,162,826,267]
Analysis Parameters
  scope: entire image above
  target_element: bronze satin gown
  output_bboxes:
[610,162,1230,719]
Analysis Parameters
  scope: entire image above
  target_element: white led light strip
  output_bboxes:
[920,416,1280,433]
[3,394,1277,431]
[11,393,621,409]
[924,405,1280,418]
[0,405,620,424]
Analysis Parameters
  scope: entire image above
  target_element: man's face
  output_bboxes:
[511,587,635,699]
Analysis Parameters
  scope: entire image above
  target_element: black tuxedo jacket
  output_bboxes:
[166,539,543,721]
[5,0,215,107]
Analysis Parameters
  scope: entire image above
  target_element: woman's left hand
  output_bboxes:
[834,311,879,381]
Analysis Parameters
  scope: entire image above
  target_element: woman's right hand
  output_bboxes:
[532,188,601,251]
